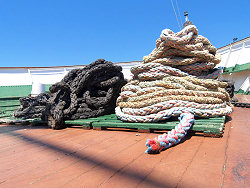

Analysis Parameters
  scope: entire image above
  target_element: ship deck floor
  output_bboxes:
[0,94,249,188]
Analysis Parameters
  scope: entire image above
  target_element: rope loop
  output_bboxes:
[116,25,233,154]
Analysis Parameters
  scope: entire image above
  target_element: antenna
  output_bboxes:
[183,11,193,28]
[184,11,189,22]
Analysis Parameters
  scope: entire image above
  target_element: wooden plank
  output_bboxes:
[65,114,118,128]
[63,114,225,136]
[65,119,99,128]
[0,117,46,125]
[0,114,13,118]
[92,121,223,130]
[88,114,225,136]
[0,112,225,137]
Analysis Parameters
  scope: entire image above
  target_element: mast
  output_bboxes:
[183,11,193,28]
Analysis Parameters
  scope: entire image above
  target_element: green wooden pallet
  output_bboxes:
[0,98,20,119]
[65,114,117,129]
[0,117,46,125]
[0,85,51,124]
[65,114,226,137]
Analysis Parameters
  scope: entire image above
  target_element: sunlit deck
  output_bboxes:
[0,95,249,188]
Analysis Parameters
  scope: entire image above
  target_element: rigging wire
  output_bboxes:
[175,0,183,26]
[170,0,181,30]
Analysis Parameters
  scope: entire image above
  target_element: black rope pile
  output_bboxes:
[223,80,235,99]
[222,80,250,108]
[14,93,50,119]
[14,59,127,129]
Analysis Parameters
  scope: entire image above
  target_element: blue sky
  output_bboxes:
[0,0,249,67]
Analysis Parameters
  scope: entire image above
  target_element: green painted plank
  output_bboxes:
[88,118,224,125]
[0,104,20,108]
[0,114,13,118]
[87,114,225,134]
[0,84,51,99]
[0,102,20,107]
[100,119,224,124]
[0,85,32,98]
[234,89,250,95]
[101,114,117,118]
[65,114,118,125]
[0,106,19,110]
[93,116,117,120]
[0,117,46,124]
[64,115,225,132]
[92,121,223,131]
[204,130,223,134]
[223,62,250,74]
[45,84,52,92]
[65,119,99,125]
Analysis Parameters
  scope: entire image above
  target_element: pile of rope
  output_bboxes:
[14,59,126,129]
[14,93,50,119]
[45,59,126,129]
[115,25,233,154]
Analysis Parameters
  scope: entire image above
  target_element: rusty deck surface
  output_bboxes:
[0,94,249,188]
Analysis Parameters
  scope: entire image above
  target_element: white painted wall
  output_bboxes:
[217,37,250,68]
[0,68,31,86]
[0,62,141,86]
[217,37,250,92]
[219,70,250,92]
[0,66,84,86]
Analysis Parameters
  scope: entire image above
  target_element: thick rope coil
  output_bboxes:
[45,59,127,129]
[115,24,233,154]
[143,25,221,78]
[116,105,232,122]
[120,100,228,115]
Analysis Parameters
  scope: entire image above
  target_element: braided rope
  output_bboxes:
[116,105,232,122]
[145,113,194,154]
[115,25,233,154]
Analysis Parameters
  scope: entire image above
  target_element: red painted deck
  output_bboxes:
[0,94,249,188]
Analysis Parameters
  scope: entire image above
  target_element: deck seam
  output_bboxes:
[221,121,232,188]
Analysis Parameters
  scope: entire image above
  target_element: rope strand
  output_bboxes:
[116,25,232,154]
